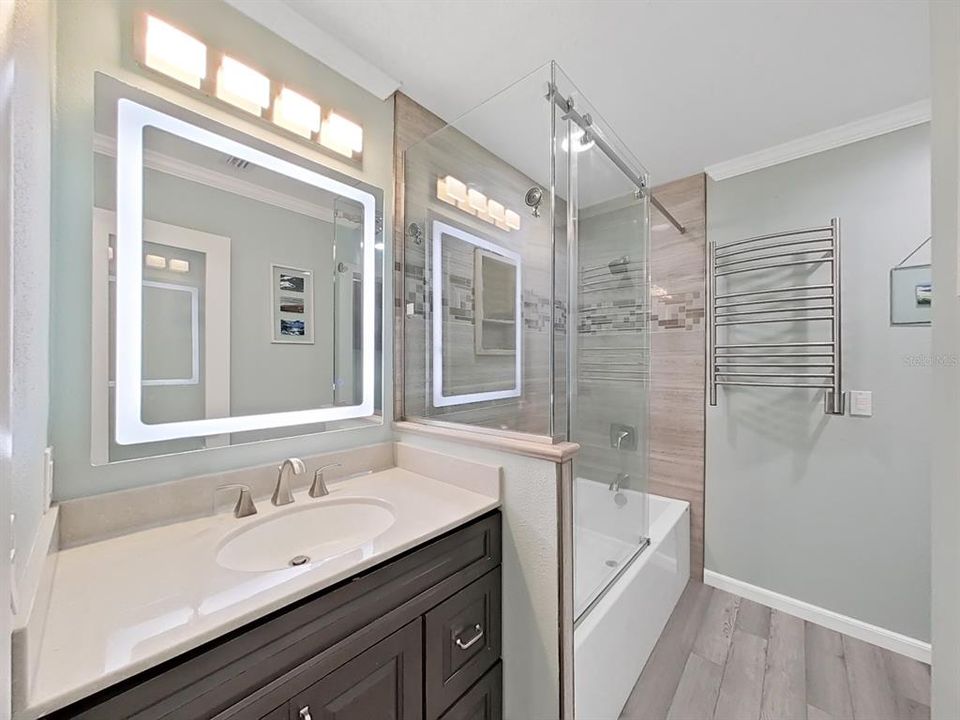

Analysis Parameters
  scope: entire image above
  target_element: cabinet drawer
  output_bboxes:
[425,569,501,720]
[438,663,502,720]
[289,619,423,720]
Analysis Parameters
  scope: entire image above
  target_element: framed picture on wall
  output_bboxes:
[271,264,315,343]
[890,264,932,326]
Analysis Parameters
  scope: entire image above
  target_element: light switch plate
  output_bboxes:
[849,390,873,417]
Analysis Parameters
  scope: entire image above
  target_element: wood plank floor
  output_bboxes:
[619,582,930,720]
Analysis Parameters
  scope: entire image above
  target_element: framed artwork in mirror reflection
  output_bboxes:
[271,264,314,343]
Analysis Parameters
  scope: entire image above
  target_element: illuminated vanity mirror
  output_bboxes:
[91,75,382,463]
[431,221,521,407]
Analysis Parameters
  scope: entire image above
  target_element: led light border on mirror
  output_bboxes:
[114,98,377,444]
[431,221,522,407]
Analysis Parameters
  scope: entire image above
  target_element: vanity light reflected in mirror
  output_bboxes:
[143,15,206,89]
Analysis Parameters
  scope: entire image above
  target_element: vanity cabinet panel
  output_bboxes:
[288,619,422,720]
[52,512,501,720]
[425,569,502,720]
[438,664,502,720]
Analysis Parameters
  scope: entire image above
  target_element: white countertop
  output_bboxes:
[22,468,500,717]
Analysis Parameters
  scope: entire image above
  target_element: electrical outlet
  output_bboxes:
[849,390,873,417]
[42,446,53,512]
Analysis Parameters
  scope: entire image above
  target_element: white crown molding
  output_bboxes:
[222,0,401,101]
[94,132,337,225]
[705,99,931,181]
[704,570,931,663]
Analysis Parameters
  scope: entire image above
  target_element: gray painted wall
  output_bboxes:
[51,0,394,500]
[705,124,932,641]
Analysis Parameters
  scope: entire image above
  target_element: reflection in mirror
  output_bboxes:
[91,75,382,463]
[431,221,521,408]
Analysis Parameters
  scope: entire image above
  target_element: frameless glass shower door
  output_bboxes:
[553,70,652,622]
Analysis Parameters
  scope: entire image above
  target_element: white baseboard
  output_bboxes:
[703,569,931,664]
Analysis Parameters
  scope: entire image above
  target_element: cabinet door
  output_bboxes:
[438,663,501,720]
[290,619,423,720]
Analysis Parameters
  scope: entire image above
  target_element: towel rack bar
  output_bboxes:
[714,284,834,300]
[715,341,834,348]
[714,235,834,260]
[716,226,833,250]
[716,371,834,378]
[715,304,834,318]
[714,363,835,368]
[714,247,833,270]
[714,256,833,277]
[714,352,833,358]
[715,294,833,309]
[716,381,834,389]
[716,315,833,327]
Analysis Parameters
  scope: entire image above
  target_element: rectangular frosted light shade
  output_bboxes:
[467,188,487,213]
[144,254,166,269]
[444,176,467,203]
[144,15,207,88]
[168,258,190,273]
[320,111,363,157]
[216,56,270,115]
[505,209,521,230]
[273,87,321,139]
[437,177,455,205]
[487,200,505,222]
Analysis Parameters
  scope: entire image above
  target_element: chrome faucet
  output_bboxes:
[610,472,629,492]
[309,462,342,498]
[616,430,630,450]
[273,458,305,506]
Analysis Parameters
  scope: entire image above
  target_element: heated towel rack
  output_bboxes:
[708,218,844,415]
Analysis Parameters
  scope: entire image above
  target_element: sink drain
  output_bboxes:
[289,555,311,567]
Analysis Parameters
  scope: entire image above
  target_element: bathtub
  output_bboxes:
[573,480,690,720]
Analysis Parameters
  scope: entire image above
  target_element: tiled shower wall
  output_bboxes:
[649,173,707,579]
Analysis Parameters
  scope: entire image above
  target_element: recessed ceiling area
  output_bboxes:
[274,0,929,184]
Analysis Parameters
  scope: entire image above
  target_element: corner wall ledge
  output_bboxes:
[393,421,580,463]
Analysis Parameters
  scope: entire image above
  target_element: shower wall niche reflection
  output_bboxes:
[91,75,383,463]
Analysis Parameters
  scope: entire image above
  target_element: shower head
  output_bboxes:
[525,186,543,217]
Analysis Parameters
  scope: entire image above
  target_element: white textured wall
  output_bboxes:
[930,0,960,714]
[0,1,15,713]
[51,0,395,499]
[706,124,932,641]
[395,431,561,720]
[10,0,52,595]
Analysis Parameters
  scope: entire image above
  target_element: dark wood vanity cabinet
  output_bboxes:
[54,512,502,720]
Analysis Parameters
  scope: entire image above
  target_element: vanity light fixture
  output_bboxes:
[435,174,521,232]
[273,87,321,139]
[169,258,190,273]
[216,56,271,116]
[319,111,364,158]
[144,254,167,269]
[144,15,207,89]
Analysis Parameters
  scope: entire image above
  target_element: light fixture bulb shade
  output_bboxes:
[320,111,364,157]
[467,188,487,213]
[505,209,521,230]
[216,55,271,115]
[144,15,207,88]
[444,175,467,203]
[273,87,321,138]
[487,200,505,222]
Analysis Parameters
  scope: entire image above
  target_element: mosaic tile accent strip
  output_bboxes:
[651,289,704,331]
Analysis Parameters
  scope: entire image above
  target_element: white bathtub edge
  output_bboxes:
[574,494,690,720]
[703,570,931,664]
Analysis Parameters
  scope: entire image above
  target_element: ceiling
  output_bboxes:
[277,0,929,185]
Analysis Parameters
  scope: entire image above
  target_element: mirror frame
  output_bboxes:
[114,98,378,444]
[430,220,522,407]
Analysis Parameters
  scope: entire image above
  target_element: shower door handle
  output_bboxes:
[454,624,484,650]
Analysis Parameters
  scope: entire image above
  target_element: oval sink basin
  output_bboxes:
[216,498,396,573]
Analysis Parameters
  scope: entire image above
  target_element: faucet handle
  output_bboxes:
[310,463,341,498]
[216,484,257,518]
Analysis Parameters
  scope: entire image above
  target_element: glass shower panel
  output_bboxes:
[402,64,557,436]
[553,69,652,621]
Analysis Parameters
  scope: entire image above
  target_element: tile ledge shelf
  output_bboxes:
[394,420,580,463]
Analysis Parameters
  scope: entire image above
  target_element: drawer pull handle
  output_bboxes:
[299,707,312,720]
[455,624,484,650]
